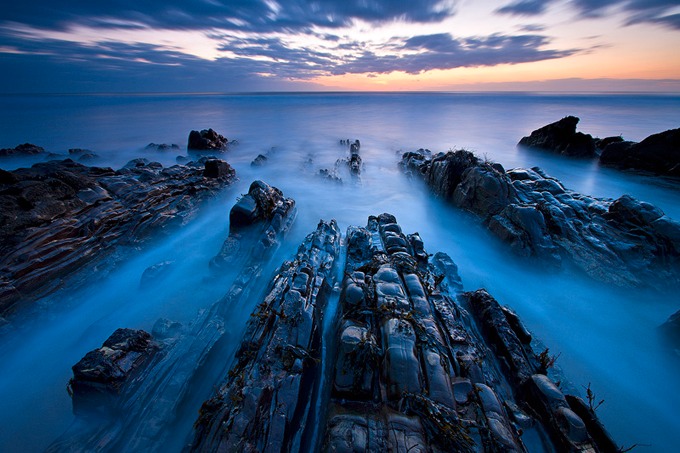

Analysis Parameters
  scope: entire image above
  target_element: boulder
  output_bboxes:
[202,159,234,179]
[519,116,597,157]
[145,143,180,151]
[250,154,268,166]
[0,143,45,157]
[187,128,228,151]
[600,127,680,176]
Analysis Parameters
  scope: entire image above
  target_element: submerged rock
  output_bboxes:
[0,143,45,157]
[68,328,159,416]
[518,116,597,157]
[401,149,680,288]
[0,158,236,317]
[600,127,680,176]
[187,128,229,151]
[250,153,268,166]
[145,143,180,151]
[211,180,296,270]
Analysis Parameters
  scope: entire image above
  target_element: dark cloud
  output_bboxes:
[0,0,455,32]
[496,1,549,16]
[331,33,577,75]
[497,0,680,30]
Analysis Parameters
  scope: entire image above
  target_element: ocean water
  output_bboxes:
[0,92,679,452]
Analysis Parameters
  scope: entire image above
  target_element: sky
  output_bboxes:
[1,0,679,93]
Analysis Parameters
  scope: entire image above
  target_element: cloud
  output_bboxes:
[496,0,680,30]
[0,0,456,32]
[496,1,551,16]
[330,33,578,75]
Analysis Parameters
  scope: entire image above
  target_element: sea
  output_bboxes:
[0,92,679,452]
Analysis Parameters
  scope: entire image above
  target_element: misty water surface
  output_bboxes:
[0,93,679,452]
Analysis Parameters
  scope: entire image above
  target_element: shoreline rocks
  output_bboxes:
[519,117,680,176]
[187,128,229,152]
[519,116,597,158]
[401,149,680,288]
[600,127,680,176]
[61,212,617,452]
[0,157,236,317]
[0,143,45,157]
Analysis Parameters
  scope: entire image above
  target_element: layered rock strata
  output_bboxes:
[401,149,680,288]
[322,213,614,452]
[192,219,341,452]
[50,181,297,452]
[0,158,236,316]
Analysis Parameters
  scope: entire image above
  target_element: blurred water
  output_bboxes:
[0,93,679,452]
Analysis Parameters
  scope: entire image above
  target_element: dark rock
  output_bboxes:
[192,220,341,452]
[176,155,191,165]
[140,261,175,287]
[77,153,98,162]
[211,180,296,270]
[250,154,268,166]
[68,328,159,416]
[401,149,680,288]
[145,143,180,151]
[187,128,228,151]
[0,158,236,317]
[519,116,597,157]
[0,143,45,157]
[319,168,343,184]
[600,127,680,176]
[202,158,234,179]
[68,148,94,156]
[594,135,624,150]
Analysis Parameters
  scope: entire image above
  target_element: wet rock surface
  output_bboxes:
[600,127,680,176]
[0,143,45,157]
[192,219,341,452]
[61,210,617,452]
[211,180,296,270]
[186,213,615,452]
[51,180,298,452]
[518,116,597,158]
[68,328,160,416]
[187,128,229,151]
[0,158,236,317]
[401,149,680,288]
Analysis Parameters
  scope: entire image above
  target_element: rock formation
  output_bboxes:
[600,127,680,176]
[50,181,298,452]
[187,128,229,151]
[190,213,616,452]
[0,158,236,317]
[192,219,341,452]
[62,211,617,452]
[518,116,597,158]
[401,149,680,288]
[211,180,296,271]
[0,143,45,157]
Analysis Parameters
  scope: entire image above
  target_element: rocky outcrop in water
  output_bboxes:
[600,127,680,176]
[189,213,616,452]
[401,149,680,288]
[145,143,180,151]
[518,116,597,157]
[187,128,229,151]
[61,211,616,451]
[192,219,341,451]
[50,180,297,452]
[0,143,45,157]
[211,180,296,270]
[0,158,236,317]
[660,309,680,350]
[68,328,160,416]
